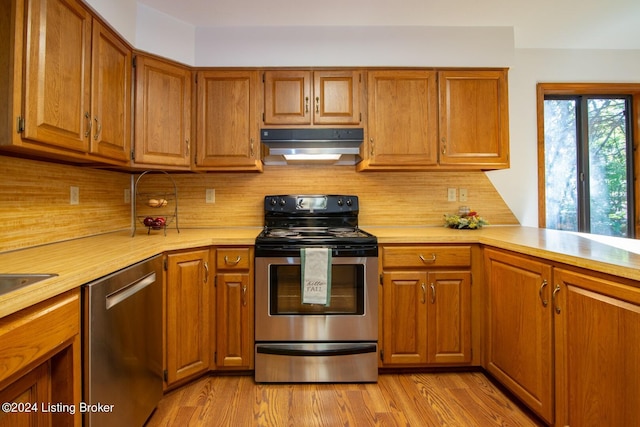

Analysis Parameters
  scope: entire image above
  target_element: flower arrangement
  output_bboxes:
[444,209,489,229]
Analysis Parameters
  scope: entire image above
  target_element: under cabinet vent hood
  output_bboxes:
[261,128,364,165]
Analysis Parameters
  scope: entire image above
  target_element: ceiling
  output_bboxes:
[136,0,640,49]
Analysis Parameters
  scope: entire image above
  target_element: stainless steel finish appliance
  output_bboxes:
[260,128,364,165]
[83,255,163,427]
[254,195,378,382]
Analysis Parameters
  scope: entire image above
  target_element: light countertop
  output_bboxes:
[2,225,640,318]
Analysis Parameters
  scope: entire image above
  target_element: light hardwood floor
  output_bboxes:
[146,372,544,426]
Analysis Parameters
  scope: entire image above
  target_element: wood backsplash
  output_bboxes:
[1,156,518,252]
[0,156,131,252]
[170,165,518,228]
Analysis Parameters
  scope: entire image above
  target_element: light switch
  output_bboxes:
[206,189,215,204]
[447,188,457,202]
[70,186,79,205]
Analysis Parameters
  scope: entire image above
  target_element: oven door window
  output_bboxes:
[269,264,365,315]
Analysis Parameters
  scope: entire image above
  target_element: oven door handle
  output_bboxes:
[256,343,377,357]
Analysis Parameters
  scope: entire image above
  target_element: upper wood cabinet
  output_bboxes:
[89,20,132,162]
[263,70,362,126]
[360,70,439,170]
[438,70,509,168]
[359,68,509,171]
[1,0,131,165]
[133,54,192,169]
[194,70,262,171]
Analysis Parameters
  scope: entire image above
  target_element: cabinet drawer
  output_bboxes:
[0,289,80,385]
[216,247,252,270]
[382,246,471,268]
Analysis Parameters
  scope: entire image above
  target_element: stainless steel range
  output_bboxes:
[254,195,378,383]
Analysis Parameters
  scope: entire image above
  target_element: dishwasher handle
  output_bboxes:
[106,272,157,310]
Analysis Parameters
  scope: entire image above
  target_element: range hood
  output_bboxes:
[261,128,364,165]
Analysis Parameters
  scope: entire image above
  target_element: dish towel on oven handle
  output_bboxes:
[301,247,332,306]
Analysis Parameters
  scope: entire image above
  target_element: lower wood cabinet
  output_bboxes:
[164,246,254,387]
[380,245,472,367]
[484,247,640,426]
[215,247,254,370]
[165,248,213,386]
[0,289,81,427]
[554,268,640,427]
[484,248,554,424]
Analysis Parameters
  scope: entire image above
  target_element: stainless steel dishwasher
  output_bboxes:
[83,255,163,427]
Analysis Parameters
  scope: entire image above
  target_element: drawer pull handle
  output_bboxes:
[430,283,436,304]
[203,262,209,283]
[539,280,548,307]
[242,285,247,306]
[552,285,561,314]
[224,255,241,265]
[421,283,426,304]
[419,253,436,263]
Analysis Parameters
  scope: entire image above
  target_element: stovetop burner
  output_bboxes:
[255,195,378,257]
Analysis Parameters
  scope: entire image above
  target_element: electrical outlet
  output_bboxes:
[459,188,468,202]
[206,188,215,204]
[70,186,79,205]
[124,189,131,204]
[447,188,457,202]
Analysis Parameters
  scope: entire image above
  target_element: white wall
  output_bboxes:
[135,3,195,65]
[85,0,137,44]
[492,48,640,226]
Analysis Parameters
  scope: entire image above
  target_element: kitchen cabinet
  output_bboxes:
[0,0,131,165]
[483,248,554,424]
[380,245,472,366]
[194,70,262,171]
[553,268,640,427]
[263,70,362,125]
[0,289,81,427]
[360,70,439,170]
[358,68,509,171]
[438,70,509,168]
[214,247,254,370]
[133,53,192,169]
[165,248,213,387]
[88,19,132,162]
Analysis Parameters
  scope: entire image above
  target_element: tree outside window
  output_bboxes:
[538,84,638,239]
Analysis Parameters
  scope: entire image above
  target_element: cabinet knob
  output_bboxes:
[315,96,320,113]
[305,97,309,113]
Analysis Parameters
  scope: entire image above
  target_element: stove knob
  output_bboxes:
[346,198,353,206]
[279,198,286,206]
[337,199,344,206]
[269,198,277,206]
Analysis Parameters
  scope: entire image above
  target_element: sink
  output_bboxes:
[0,274,58,296]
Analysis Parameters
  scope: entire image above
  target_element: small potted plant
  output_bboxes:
[444,208,488,229]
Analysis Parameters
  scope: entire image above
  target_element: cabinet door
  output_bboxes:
[438,70,509,168]
[89,20,131,162]
[382,271,428,365]
[0,361,51,427]
[166,250,212,385]
[312,71,361,125]
[554,268,640,427]
[427,271,471,364]
[216,272,253,369]
[365,70,438,168]
[484,249,553,424]
[134,55,191,168]
[263,70,311,125]
[195,70,262,171]
[23,0,92,152]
